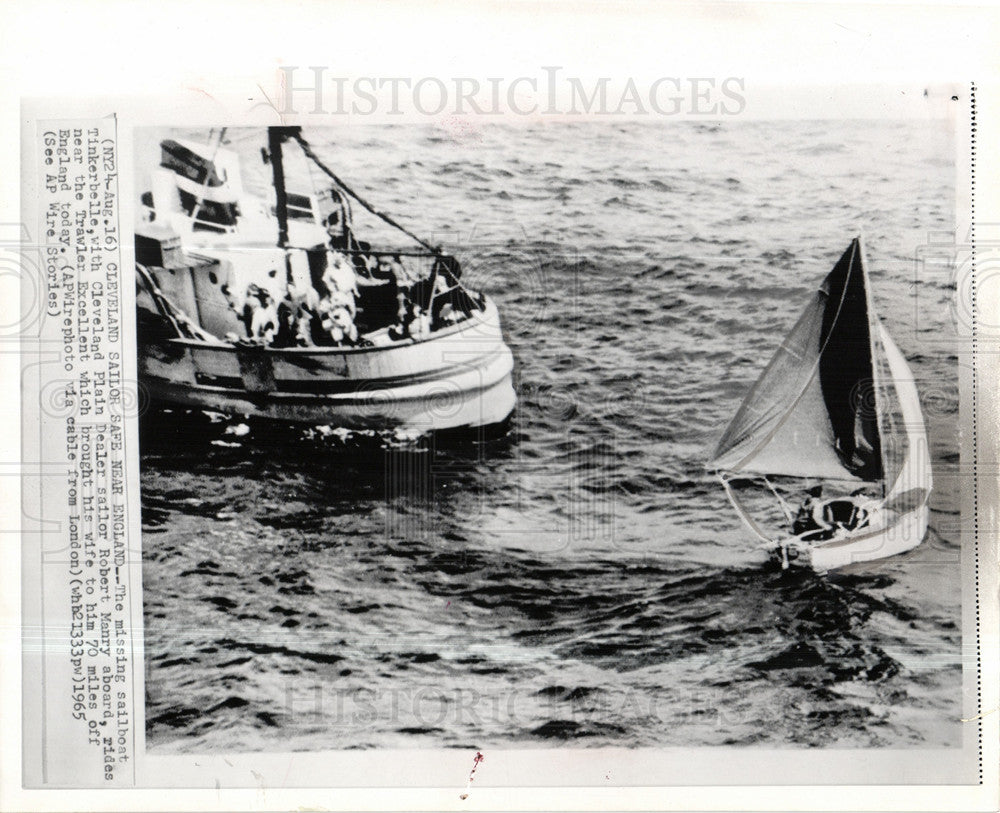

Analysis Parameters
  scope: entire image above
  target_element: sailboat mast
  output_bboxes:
[267,127,294,249]
[858,234,889,498]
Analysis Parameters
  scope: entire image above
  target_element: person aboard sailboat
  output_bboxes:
[791,485,874,542]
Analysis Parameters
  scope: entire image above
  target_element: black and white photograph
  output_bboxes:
[7,2,999,809]
[136,117,962,753]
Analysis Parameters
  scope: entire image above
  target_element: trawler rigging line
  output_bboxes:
[290,129,439,254]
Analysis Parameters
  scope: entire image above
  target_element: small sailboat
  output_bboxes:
[134,126,516,433]
[708,237,932,572]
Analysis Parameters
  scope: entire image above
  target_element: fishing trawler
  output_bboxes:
[708,237,932,572]
[134,126,516,432]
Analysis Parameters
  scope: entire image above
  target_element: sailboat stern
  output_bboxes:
[804,497,930,572]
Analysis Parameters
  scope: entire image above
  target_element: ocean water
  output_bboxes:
[139,119,962,751]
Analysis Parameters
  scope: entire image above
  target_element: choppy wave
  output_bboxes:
[141,119,961,752]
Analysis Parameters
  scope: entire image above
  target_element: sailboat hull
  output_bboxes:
[138,297,516,432]
[783,501,929,572]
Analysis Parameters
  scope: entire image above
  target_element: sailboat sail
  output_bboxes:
[877,322,932,509]
[869,317,908,494]
[710,239,889,483]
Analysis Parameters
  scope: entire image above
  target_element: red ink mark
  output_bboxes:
[446,601,451,608]
[459,751,484,799]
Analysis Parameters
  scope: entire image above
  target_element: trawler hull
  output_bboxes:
[138,297,516,432]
